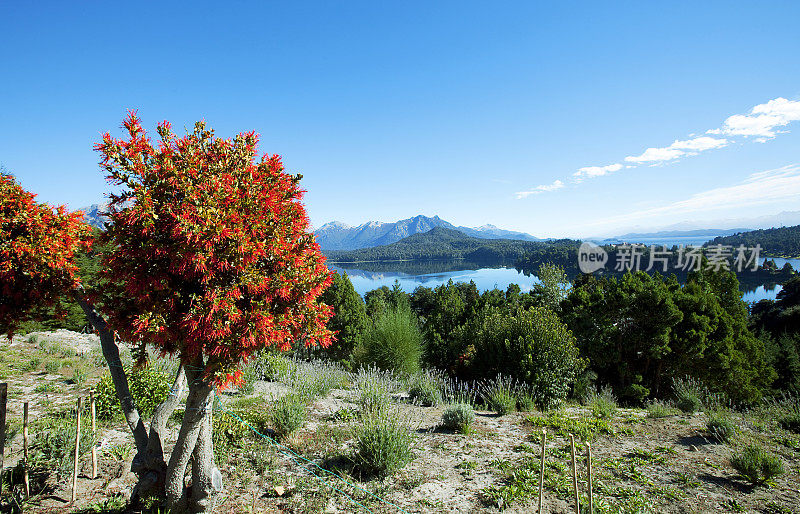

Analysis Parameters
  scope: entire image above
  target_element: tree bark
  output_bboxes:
[165,365,214,510]
[72,291,148,454]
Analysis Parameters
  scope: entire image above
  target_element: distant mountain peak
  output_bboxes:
[313,214,540,250]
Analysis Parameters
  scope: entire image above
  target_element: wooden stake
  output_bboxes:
[90,393,97,479]
[0,383,7,499]
[586,441,593,514]
[570,434,579,514]
[23,402,30,499]
[72,397,82,503]
[538,428,546,513]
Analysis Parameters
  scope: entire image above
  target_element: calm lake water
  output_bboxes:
[330,257,800,304]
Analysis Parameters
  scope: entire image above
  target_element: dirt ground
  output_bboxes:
[1,331,798,513]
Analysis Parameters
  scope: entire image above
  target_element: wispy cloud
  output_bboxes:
[582,164,800,228]
[517,97,800,199]
[574,163,623,180]
[515,179,564,199]
[624,136,728,164]
[709,97,800,139]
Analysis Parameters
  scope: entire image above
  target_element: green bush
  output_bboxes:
[355,367,396,416]
[356,306,422,375]
[95,365,172,420]
[270,394,306,438]
[469,307,582,410]
[673,377,703,414]
[408,372,443,407]
[251,351,295,381]
[646,399,679,418]
[353,408,415,477]
[585,386,617,419]
[707,412,737,443]
[730,444,784,484]
[481,375,517,416]
[441,403,475,433]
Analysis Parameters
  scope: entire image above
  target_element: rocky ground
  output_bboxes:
[1,331,798,513]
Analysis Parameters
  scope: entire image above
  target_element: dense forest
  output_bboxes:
[324,227,580,263]
[708,224,800,256]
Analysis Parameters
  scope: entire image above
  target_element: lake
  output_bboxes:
[330,257,799,304]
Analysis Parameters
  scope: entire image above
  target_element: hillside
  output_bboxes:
[314,215,540,250]
[325,226,571,262]
[708,225,800,256]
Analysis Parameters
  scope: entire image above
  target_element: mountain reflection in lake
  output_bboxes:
[328,258,795,303]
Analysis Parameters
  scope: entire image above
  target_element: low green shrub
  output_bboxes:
[44,360,61,374]
[355,366,397,416]
[646,399,680,418]
[251,351,295,381]
[585,386,617,419]
[408,372,443,407]
[673,377,703,414]
[353,408,414,477]
[730,444,784,484]
[95,365,172,420]
[481,375,517,416]
[270,394,306,438]
[442,403,475,433]
[707,412,737,443]
[356,306,422,375]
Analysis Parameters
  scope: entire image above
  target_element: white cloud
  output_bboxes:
[625,136,727,163]
[574,163,623,179]
[582,164,800,227]
[711,97,800,139]
[515,179,564,199]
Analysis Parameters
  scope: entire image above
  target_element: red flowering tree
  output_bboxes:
[0,173,92,337]
[91,112,334,509]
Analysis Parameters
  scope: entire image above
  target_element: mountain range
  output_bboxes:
[314,215,540,250]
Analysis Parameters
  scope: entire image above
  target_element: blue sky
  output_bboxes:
[2,1,799,238]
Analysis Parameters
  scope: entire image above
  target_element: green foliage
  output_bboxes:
[527,411,624,441]
[709,225,800,257]
[441,403,475,433]
[481,375,518,415]
[730,444,784,484]
[94,364,172,420]
[354,366,397,416]
[352,408,415,477]
[646,399,679,418]
[530,263,570,312]
[357,305,422,374]
[407,371,444,406]
[585,386,618,419]
[707,411,737,443]
[317,271,368,362]
[270,394,307,438]
[673,377,703,414]
[251,350,294,381]
[29,410,94,478]
[469,307,582,409]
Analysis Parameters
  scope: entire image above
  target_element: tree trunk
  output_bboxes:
[165,365,215,511]
[73,291,148,454]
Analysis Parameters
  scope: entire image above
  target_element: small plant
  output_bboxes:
[24,358,42,371]
[95,364,172,420]
[707,411,737,443]
[44,360,61,374]
[354,366,397,416]
[585,386,617,419]
[408,371,443,407]
[481,375,518,415]
[33,382,57,394]
[238,364,257,396]
[730,444,784,485]
[442,403,475,433]
[353,407,415,477]
[73,366,89,385]
[673,377,703,414]
[646,399,679,418]
[270,394,306,438]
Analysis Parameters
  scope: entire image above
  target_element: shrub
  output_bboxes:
[673,377,703,414]
[44,360,61,374]
[356,306,422,375]
[481,375,517,416]
[646,399,679,418]
[442,403,475,433]
[270,394,306,438]
[707,412,737,443]
[516,393,537,413]
[355,366,398,416]
[730,444,784,484]
[469,307,582,410]
[353,408,414,477]
[251,351,295,381]
[95,365,172,420]
[408,371,443,407]
[30,411,94,477]
[585,386,617,419]
[237,364,257,396]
